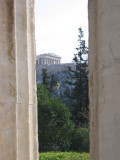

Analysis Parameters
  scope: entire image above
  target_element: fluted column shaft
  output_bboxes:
[89,0,120,160]
[0,0,38,159]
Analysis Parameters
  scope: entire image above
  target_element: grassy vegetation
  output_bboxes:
[39,152,89,160]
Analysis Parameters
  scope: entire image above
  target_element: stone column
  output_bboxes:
[42,58,44,64]
[0,0,38,160]
[52,59,54,64]
[41,58,43,64]
[47,58,48,64]
[89,0,120,160]
[41,59,42,64]
[39,58,41,64]
[44,58,46,64]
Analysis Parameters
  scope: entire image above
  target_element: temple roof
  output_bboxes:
[36,53,61,59]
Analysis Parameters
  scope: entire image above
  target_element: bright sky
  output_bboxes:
[35,0,88,63]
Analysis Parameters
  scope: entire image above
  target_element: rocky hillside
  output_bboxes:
[36,63,76,106]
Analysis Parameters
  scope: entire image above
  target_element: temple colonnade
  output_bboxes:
[36,53,61,65]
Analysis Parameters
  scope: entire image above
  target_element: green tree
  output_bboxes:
[68,27,89,127]
[41,68,56,93]
[37,84,74,152]
[70,127,89,152]
[42,68,49,86]
[49,73,57,92]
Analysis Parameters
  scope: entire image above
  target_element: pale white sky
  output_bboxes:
[35,0,88,63]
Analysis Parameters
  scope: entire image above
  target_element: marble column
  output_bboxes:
[52,59,54,64]
[40,58,41,64]
[89,0,120,160]
[46,58,48,64]
[41,58,43,64]
[44,58,46,64]
[0,0,38,160]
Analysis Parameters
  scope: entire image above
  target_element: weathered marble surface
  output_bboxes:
[89,0,120,160]
[0,0,38,159]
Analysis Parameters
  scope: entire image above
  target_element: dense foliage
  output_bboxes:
[37,84,74,152]
[70,127,89,152]
[67,27,89,127]
[37,84,89,152]
[42,68,56,93]
[39,152,89,160]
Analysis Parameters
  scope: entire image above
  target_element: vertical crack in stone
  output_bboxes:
[6,0,15,63]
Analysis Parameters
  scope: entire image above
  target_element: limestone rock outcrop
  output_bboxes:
[36,63,76,106]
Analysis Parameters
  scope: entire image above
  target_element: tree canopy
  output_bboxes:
[67,27,89,127]
[37,84,74,152]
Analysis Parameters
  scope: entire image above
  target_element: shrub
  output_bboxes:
[37,84,89,152]
[37,84,74,152]
[70,127,89,152]
[39,152,89,160]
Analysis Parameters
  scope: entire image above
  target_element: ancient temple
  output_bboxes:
[36,53,61,65]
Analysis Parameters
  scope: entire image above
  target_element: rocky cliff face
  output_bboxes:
[36,63,76,106]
